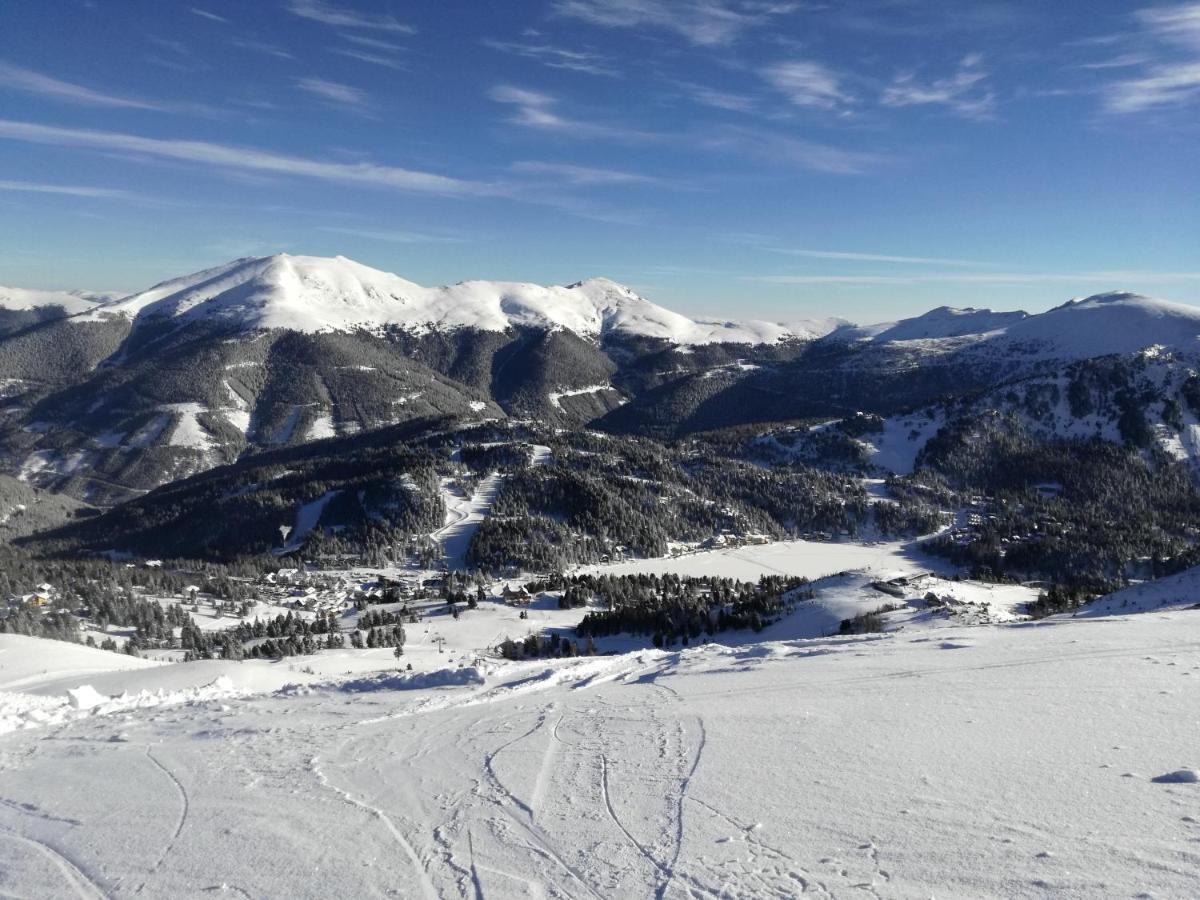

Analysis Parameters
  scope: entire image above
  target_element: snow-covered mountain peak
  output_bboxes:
[994,289,1200,358]
[84,254,808,345]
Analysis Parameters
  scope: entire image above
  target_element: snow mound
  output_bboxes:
[336,667,486,692]
[87,254,819,345]
[0,675,242,734]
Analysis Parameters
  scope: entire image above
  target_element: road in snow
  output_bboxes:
[0,613,1197,897]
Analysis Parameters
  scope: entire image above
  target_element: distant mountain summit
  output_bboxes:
[91,253,841,345]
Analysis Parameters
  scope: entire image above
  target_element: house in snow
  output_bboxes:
[501,584,532,606]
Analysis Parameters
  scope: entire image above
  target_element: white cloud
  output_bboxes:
[1099,3,1200,113]
[191,8,228,23]
[287,0,414,33]
[762,61,851,109]
[552,0,795,46]
[769,248,994,267]
[1105,61,1200,111]
[751,270,1200,286]
[511,161,663,185]
[0,179,138,200]
[0,61,159,110]
[297,77,369,108]
[318,226,465,244]
[483,39,619,77]
[702,125,885,175]
[1138,3,1200,50]
[681,83,757,112]
[0,119,495,196]
[231,37,295,60]
[882,54,995,119]
[0,61,220,116]
[339,34,405,51]
[489,85,652,139]
[490,85,566,128]
[331,49,406,70]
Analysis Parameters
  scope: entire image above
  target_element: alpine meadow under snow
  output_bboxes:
[2,0,1199,897]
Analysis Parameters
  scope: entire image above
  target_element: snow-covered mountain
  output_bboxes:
[3,253,1200,502]
[91,253,835,346]
[824,292,1200,361]
[0,285,120,314]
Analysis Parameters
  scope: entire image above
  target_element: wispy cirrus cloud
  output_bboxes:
[1106,61,1200,111]
[0,61,221,116]
[750,270,1200,286]
[339,34,405,51]
[511,160,665,185]
[762,60,852,110]
[0,61,159,110]
[287,0,414,33]
[771,248,994,267]
[0,179,140,200]
[296,77,370,109]
[552,0,797,46]
[680,82,758,112]
[702,125,886,175]
[0,119,496,196]
[331,48,407,69]
[489,85,653,139]
[882,53,995,119]
[191,8,228,23]
[231,37,294,60]
[318,225,466,244]
[483,39,619,77]
[1097,3,1200,113]
[724,234,993,266]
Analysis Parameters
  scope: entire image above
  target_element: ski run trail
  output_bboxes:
[433,445,551,570]
[1,608,1199,898]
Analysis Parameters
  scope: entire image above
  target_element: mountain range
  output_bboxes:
[2,253,1199,507]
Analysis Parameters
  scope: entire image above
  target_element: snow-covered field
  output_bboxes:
[0,609,1197,898]
[578,536,952,582]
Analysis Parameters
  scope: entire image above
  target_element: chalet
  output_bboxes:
[501,584,532,606]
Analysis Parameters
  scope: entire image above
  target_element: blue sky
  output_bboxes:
[0,0,1197,322]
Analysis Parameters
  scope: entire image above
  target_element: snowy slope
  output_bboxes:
[820,292,1200,361]
[0,286,118,314]
[89,254,824,345]
[0,633,163,692]
[825,306,1028,344]
[0,613,1197,897]
[1077,565,1200,618]
[990,291,1200,358]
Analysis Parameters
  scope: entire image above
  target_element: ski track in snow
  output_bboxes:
[1,616,1199,897]
[134,746,188,895]
[0,828,110,900]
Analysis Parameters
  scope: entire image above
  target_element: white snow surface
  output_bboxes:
[827,305,1028,344]
[85,253,834,345]
[1077,564,1200,618]
[821,291,1200,361]
[578,535,950,581]
[0,286,117,314]
[0,612,1197,897]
